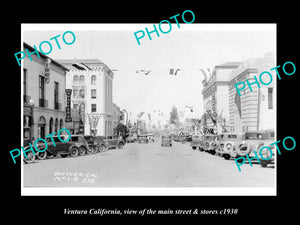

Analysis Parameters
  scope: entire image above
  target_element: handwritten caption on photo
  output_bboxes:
[53,171,98,184]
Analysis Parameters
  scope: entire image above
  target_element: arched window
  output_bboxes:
[60,119,64,130]
[79,75,85,83]
[54,118,59,133]
[73,75,79,83]
[49,117,54,134]
[91,75,96,85]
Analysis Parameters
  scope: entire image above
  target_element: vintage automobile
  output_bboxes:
[191,134,204,150]
[148,134,155,142]
[180,134,192,143]
[102,135,125,149]
[245,129,275,167]
[216,133,242,160]
[33,134,90,158]
[126,135,137,143]
[138,134,149,143]
[161,135,172,147]
[203,134,218,155]
[22,140,36,164]
[172,134,180,142]
[83,135,99,154]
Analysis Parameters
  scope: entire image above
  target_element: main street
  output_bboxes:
[23,140,275,188]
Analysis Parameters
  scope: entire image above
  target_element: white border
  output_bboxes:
[21,23,277,196]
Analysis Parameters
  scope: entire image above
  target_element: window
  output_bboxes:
[91,75,96,85]
[79,89,85,98]
[54,82,59,109]
[268,87,273,109]
[79,75,85,83]
[91,104,97,112]
[23,69,27,97]
[91,89,96,99]
[73,75,79,83]
[39,75,46,107]
[39,76,45,99]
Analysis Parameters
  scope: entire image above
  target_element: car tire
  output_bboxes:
[36,151,47,160]
[192,146,197,150]
[87,145,94,154]
[78,146,86,156]
[70,146,79,157]
[118,143,124,149]
[261,160,268,167]
[23,151,36,164]
[99,144,106,152]
[223,154,230,160]
[46,153,55,159]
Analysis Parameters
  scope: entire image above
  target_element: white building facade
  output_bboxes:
[228,53,276,132]
[58,59,114,136]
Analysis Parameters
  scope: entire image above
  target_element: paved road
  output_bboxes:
[23,141,275,187]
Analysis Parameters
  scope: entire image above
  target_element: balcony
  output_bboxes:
[39,98,48,108]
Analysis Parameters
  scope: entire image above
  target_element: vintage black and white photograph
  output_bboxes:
[20,24,276,195]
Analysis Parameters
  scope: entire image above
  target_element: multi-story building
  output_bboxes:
[57,59,114,136]
[23,42,81,142]
[201,62,242,132]
[228,53,275,132]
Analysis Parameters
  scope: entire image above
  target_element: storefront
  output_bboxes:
[23,104,33,146]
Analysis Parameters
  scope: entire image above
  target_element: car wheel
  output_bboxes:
[99,144,106,152]
[79,146,86,156]
[46,153,55,159]
[223,154,230,160]
[192,146,197,150]
[261,160,268,167]
[23,151,36,164]
[87,145,94,154]
[118,143,124,149]
[36,151,47,160]
[70,146,79,157]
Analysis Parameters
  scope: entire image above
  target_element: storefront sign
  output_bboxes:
[65,89,72,122]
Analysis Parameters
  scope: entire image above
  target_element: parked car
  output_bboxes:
[161,135,172,147]
[138,134,149,143]
[245,129,275,167]
[83,135,99,154]
[216,133,241,160]
[148,134,155,142]
[203,135,218,155]
[102,135,125,149]
[191,134,204,150]
[126,135,137,143]
[180,134,192,143]
[34,135,89,158]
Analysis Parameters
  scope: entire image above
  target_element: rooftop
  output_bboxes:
[24,42,69,71]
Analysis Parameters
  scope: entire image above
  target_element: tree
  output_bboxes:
[114,123,129,139]
[169,105,179,125]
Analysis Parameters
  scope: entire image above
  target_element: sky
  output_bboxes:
[22,24,276,125]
